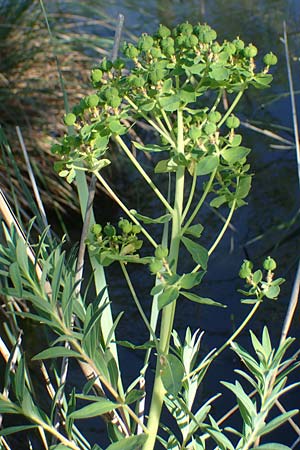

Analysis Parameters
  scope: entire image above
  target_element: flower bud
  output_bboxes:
[263,52,278,66]
[155,246,169,259]
[226,115,240,129]
[263,256,277,271]
[87,94,99,108]
[239,260,253,279]
[64,113,76,126]
[244,44,258,58]
[91,69,103,83]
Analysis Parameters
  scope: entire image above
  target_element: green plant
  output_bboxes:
[0,21,298,450]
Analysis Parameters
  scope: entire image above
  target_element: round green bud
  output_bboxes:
[164,45,175,56]
[244,44,258,58]
[263,256,277,271]
[226,115,240,129]
[91,69,103,83]
[149,258,163,274]
[224,42,236,56]
[155,246,169,259]
[188,34,198,47]
[138,34,154,52]
[189,125,202,140]
[110,96,121,108]
[118,218,132,234]
[51,144,62,154]
[104,224,116,237]
[104,87,119,101]
[87,94,99,108]
[150,46,163,58]
[64,113,76,126]
[208,111,222,123]
[211,42,221,54]
[204,121,217,135]
[92,224,102,235]
[130,75,145,87]
[178,22,193,35]
[263,52,278,66]
[158,24,171,38]
[239,260,253,279]
[132,225,141,234]
[233,37,245,51]
[113,58,125,70]
[175,35,186,47]
[124,43,139,59]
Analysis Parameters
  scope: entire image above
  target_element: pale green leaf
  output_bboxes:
[106,434,147,450]
[181,291,225,307]
[133,142,170,153]
[221,146,250,164]
[158,286,180,310]
[196,155,219,176]
[160,354,184,396]
[181,236,208,269]
[70,398,119,419]
[32,347,81,361]
[130,210,171,224]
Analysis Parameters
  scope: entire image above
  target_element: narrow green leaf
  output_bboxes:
[0,398,19,414]
[181,236,208,269]
[251,445,291,450]
[158,286,180,310]
[133,142,170,153]
[130,210,171,224]
[221,146,250,164]
[16,239,29,274]
[125,389,145,405]
[196,155,219,176]
[0,424,37,436]
[116,340,155,350]
[106,434,147,450]
[32,347,81,361]
[210,195,227,208]
[9,262,23,297]
[259,410,298,436]
[51,252,65,304]
[160,354,184,396]
[181,291,226,307]
[70,398,119,419]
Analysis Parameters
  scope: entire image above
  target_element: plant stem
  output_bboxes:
[181,169,197,223]
[208,198,237,256]
[182,168,217,233]
[120,262,158,347]
[217,89,244,128]
[94,171,158,248]
[115,135,173,213]
[144,109,185,450]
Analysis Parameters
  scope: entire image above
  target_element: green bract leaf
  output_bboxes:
[184,224,204,237]
[159,95,181,112]
[221,146,250,164]
[154,159,177,173]
[209,64,230,81]
[130,210,171,224]
[181,236,208,269]
[181,291,225,307]
[251,445,292,450]
[69,399,119,419]
[210,195,227,208]
[133,142,170,153]
[106,434,147,450]
[160,354,184,396]
[179,272,205,290]
[0,425,38,436]
[196,155,219,176]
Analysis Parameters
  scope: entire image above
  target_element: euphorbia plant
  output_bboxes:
[0,20,297,450]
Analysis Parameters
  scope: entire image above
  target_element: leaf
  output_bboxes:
[196,155,219,176]
[178,86,196,103]
[179,272,205,290]
[0,424,37,436]
[9,262,23,297]
[181,291,226,307]
[108,120,126,135]
[158,286,180,310]
[51,252,65,304]
[32,347,81,361]
[69,398,119,419]
[16,239,29,273]
[264,284,280,299]
[125,389,145,405]
[105,434,147,450]
[0,398,19,414]
[251,445,291,450]
[183,63,206,75]
[236,175,252,199]
[181,236,208,269]
[130,210,171,224]
[160,354,184,396]
[184,224,204,238]
[116,340,156,350]
[154,159,177,173]
[259,410,298,437]
[221,146,250,164]
[159,95,180,112]
[209,195,227,208]
[209,64,230,81]
[133,142,170,153]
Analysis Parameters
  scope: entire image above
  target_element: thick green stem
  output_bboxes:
[144,109,185,450]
